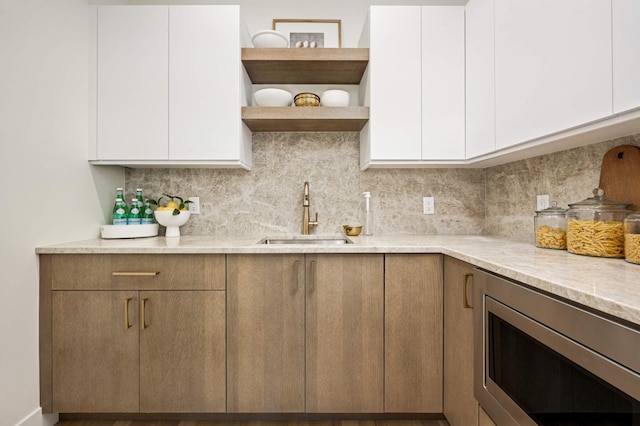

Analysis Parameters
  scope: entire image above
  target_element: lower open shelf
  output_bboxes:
[241,106,369,132]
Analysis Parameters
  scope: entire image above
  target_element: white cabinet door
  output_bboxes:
[169,6,246,161]
[613,0,640,113]
[362,6,464,166]
[364,6,422,162]
[494,0,612,150]
[94,6,250,168]
[421,6,465,160]
[97,6,169,161]
[465,0,495,159]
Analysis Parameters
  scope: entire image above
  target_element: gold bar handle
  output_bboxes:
[113,272,160,277]
[141,298,149,330]
[309,260,316,293]
[293,260,299,292]
[124,298,132,329]
[463,273,474,309]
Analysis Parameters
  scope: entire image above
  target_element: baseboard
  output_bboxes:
[60,412,447,422]
[14,408,58,426]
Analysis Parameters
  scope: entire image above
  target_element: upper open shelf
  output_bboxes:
[241,48,369,84]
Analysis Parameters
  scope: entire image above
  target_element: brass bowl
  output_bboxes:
[294,92,320,107]
[343,225,362,236]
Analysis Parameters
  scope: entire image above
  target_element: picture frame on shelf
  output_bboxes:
[272,19,342,48]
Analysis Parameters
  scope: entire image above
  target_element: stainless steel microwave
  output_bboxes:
[473,269,640,425]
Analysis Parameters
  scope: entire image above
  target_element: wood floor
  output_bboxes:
[56,421,450,426]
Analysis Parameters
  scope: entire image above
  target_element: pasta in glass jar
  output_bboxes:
[566,189,630,258]
[624,213,640,264]
[534,202,567,249]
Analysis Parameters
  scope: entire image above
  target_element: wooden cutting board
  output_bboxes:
[598,145,640,211]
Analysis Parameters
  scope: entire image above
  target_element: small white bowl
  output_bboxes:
[254,88,293,107]
[154,210,190,237]
[320,89,350,107]
[252,30,289,48]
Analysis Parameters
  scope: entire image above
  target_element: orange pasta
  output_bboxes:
[624,234,640,264]
[566,219,625,258]
[536,225,567,249]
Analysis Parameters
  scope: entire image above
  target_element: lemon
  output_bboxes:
[166,201,180,210]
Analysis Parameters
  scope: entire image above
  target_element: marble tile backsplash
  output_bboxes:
[126,132,486,236]
[485,133,640,243]
[126,132,640,241]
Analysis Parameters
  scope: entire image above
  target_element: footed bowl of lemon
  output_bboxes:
[151,195,192,237]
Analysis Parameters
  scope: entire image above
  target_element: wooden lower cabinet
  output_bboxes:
[42,252,450,416]
[384,254,443,413]
[226,254,306,412]
[52,290,225,413]
[52,291,139,413]
[443,256,478,425]
[139,291,225,412]
[227,254,384,413]
[306,254,384,413]
[41,254,226,414]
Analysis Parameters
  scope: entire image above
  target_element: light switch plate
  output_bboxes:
[536,194,550,211]
[188,196,200,214]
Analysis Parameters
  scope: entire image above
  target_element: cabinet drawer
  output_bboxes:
[48,254,225,290]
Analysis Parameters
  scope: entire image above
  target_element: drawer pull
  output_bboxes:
[463,273,474,309]
[309,260,316,293]
[112,272,160,277]
[293,260,299,292]
[124,298,132,329]
[141,298,149,330]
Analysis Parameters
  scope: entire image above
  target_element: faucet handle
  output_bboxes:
[309,212,319,228]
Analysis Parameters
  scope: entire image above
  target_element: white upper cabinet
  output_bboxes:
[360,6,465,168]
[361,6,422,165]
[169,6,250,163]
[421,7,466,160]
[96,6,169,161]
[613,0,640,113]
[494,0,612,150]
[91,5,251,169]
[465,0,496,159]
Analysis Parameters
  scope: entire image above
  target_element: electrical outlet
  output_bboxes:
[188,196,200,215]
[536,194,550,211]
[423,197,435,215]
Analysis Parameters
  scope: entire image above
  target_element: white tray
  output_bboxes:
[100,223,159,239]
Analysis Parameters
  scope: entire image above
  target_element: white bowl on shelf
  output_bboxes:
[252,30,289,48]
[320,89,350,107]
[254,88,293,107]
[154,210,190,237]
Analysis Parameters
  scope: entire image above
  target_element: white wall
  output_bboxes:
[0,1,123,425]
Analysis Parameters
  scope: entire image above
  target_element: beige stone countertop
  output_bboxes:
[36,234,640,326]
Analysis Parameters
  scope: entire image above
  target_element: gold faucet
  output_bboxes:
[302,181,319,234]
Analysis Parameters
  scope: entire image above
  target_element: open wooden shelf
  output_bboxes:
[242,106,369,132]
[242,48,369,84]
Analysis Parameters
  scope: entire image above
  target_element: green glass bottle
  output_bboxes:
[135,188,144,210]
[141,200,154,225]
[128,198,141,225]
[112,188,128,225]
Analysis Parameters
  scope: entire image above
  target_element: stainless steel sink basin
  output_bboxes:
[259,236,353,245]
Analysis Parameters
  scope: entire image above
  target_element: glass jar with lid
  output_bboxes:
[534,202,567,249]
[624,213,640,264]
[566,188,631,258]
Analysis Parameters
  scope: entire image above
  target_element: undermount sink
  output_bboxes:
[259,236,353,245]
